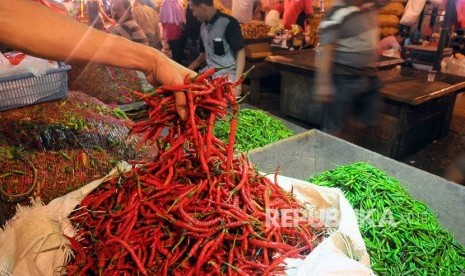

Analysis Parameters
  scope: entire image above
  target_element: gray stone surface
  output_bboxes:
[248,129,465,246]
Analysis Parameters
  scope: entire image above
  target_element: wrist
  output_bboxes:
[134,44,158,75]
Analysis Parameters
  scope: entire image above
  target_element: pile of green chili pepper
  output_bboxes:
[214,109,293,152]
[309,162,465,275]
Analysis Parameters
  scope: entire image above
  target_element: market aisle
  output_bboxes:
[402,92,465,180]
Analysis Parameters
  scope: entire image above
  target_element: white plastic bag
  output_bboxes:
[0,53,58,78]
[399,0,427,26]
[441,56,465,77]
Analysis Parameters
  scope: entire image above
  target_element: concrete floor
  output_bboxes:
[244,81,465,183]
[404,93,465,178]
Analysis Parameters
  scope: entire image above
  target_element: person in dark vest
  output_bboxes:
[188,0,245,97]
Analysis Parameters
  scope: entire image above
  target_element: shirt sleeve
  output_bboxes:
[199,36,205,53]
[303,0,313,15]
[225,18,245,51]
[317,8,341,45]
[318,22,339,45]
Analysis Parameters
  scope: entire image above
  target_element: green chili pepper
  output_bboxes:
[308,162,465,275]
[214,109,293,152]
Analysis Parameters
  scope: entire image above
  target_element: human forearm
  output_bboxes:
[1,1,130,66]
[234,48,246,81]
[315,44,335,85]
[315,44,335,103]
[98,4,113,23]
[188,53,205,71]
[0,0,196,120]
[0,0,194,83]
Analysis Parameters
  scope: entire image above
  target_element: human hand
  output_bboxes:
[314,83,335,104]
[145,53,196,121]
[234,85,242,99]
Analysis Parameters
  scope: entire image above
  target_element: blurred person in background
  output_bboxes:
[87,0,115,30]
[109,0,149,45]
[315,0,390,137]
[145,0,159,11]
[132,0,163,49]
[282,0,313,29]
[188,0,245,97]
[378,33,405,58]
[262,0,284,18]
[160,0,187,64]
[403,29,423,46]
[232,0,255,23]
[264,0,284,27]
[185,6,203,64]
[110,0,155,90]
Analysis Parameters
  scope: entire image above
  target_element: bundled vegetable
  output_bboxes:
[214,109,293,152]
[66,70,326,275]
[309,162,465,275]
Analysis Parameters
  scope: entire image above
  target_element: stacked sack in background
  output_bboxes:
[378,0,406,38]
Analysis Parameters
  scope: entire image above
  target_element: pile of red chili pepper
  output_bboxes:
[66,68,326,275]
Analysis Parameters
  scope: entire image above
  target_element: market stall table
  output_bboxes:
[266,51,465,159]
[244,47,313,104]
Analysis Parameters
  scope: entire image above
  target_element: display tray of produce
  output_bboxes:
[249,129,465,275]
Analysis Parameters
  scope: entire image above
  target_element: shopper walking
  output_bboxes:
[160,0,187,64]
[133,0,163,49]
[315,0,390,136]
[87,0,115,30]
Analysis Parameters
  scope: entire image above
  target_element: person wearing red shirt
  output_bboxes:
[282,0,313,29]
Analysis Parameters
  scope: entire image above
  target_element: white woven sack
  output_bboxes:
[399,0,427,26]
